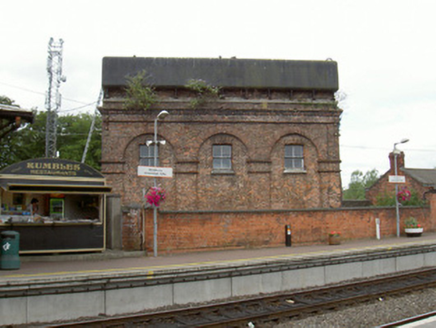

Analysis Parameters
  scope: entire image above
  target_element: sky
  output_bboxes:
[1,0,435,187]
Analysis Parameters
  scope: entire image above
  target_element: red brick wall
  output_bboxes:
[100,89,342,213]
[131,205,433,254]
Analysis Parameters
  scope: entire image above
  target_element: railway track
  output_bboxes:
[48,268,436,328]
[377,310,436,327]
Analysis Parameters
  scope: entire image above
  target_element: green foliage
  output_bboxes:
[185,79,220,109]
[404,217,420,228]
[0,110,44,168]
[56,113,102,170]
[343,169,379,200]
[375,189,426,206]
[123,70,157,110]
[0,95,16,106]
[0,110,102,171]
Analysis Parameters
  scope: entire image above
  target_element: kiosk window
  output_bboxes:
[13,193,24,205]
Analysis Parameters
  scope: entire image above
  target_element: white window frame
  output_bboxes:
[284,145,305,172]
[139,144,158,166]
[212,145,232,173]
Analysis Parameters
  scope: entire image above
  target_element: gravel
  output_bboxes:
[271,287,436,328]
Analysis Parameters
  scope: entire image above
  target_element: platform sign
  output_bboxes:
[138,166,173,178]
[389,175,406,183]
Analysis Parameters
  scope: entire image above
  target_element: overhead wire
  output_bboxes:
[0,80,96,111]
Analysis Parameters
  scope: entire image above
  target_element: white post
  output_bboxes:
[376,218,381,240]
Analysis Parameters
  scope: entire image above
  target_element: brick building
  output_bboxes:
[100,57,342,213]
[366,151,436,204]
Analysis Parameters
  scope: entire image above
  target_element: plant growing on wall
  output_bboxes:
[185,79,220,109]
[124,70,157,110]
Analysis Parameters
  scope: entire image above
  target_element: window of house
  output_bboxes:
[213,145,232,170]
[285,145,304,171]
[140,144,158,166]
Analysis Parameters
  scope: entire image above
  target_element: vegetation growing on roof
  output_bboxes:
[185,79,220,109]
[124,70,157,110]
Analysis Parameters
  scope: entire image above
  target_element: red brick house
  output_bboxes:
[99,57,342,212]
[366,151,436,204]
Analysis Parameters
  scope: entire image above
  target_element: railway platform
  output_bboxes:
[1,232,436,281]
[1,233,436,326]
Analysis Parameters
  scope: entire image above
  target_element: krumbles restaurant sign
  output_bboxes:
[0,158,103,178]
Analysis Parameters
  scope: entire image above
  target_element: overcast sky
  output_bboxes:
[2,0,435,187]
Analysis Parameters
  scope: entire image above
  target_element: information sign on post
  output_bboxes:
[389,175,406,183]
[138,166,173,178]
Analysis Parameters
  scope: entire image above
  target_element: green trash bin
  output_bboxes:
[0,231,20,270]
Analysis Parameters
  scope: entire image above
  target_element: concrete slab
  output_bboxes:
[232,273,263,297]
[396,254,425,272]
[0,297,27,326]
[173,278,232,304]
[282,266,325,290]
[325,262,363,284]
[362,258,396,277]
[106,284,173,316]
[27,291,104,324]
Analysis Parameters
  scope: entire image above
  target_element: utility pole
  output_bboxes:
[45,38,66,158]
[82,90,103,163]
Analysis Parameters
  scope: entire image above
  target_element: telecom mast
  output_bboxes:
[45,38,66,158]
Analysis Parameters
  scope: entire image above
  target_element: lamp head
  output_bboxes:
[394,138,410,150]
[157,110,169,120]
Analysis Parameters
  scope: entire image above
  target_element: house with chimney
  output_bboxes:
[366,151,436,204]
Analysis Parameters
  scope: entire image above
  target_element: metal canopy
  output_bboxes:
[2,183,112,194]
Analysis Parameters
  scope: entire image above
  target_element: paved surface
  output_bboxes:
[1,233,436,281]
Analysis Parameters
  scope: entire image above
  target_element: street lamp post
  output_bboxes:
[151,110,169,257]
[393,138,409,238]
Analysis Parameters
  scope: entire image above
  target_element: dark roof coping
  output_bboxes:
[402,168,436,188]
[102,57,339,91]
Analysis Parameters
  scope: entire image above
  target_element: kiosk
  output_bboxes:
[0,158,112,254]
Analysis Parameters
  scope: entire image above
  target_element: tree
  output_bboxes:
[0,105,102,170]
[0,111,45,167]
[56,113,102,169]
[343,169,379,200]
[0,96,15,106]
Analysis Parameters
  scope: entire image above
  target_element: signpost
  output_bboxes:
[138,164,173,258]
[390,173,406,238]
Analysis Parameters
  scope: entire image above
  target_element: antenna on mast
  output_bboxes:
[45,38,66,158]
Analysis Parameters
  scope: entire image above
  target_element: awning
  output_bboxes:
[1,183,112,194]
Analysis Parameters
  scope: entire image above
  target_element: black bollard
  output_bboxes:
[285,225,292,247]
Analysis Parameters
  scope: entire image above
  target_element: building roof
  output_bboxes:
[0,104,34,140]
[102,57,339,91]
[402,168,436,188]
[0,104,34,122]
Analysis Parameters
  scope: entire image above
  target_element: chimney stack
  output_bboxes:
[389,151,405,174]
